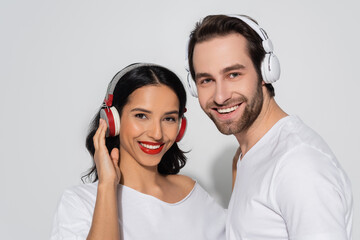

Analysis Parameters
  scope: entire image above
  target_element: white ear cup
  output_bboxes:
[186,71,198,98]
[261,53,280,84]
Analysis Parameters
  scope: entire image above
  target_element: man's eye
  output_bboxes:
[199,78,213,85]
[135,113,147,119]
[229,72,240,78]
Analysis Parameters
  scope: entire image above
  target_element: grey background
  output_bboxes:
[0,0,359,239]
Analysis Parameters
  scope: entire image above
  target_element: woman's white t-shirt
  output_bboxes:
[51,181,226,240]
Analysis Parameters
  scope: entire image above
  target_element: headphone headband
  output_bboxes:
[227,15,274,53]
[227,15,268,41]
[104,63,158,106]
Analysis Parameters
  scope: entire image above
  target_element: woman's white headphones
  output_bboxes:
[186,14,281,98]
[100,63,187,142]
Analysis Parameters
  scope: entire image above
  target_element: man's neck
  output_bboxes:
[234,95,288,159]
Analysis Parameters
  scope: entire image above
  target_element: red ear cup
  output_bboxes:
[176,117,187,142]
[100,107,120,137]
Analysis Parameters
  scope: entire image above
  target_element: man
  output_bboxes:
[186,14,353,240]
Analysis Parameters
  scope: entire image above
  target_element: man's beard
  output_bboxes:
[207,82,263,135]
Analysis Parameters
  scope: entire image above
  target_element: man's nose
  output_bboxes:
[214,81,231,105]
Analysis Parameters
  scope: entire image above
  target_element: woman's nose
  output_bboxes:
[148,121,163,141]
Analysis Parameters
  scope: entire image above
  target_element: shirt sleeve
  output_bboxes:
[50,189,92,240]
[272,144,351,240]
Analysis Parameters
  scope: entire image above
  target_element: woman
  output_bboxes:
[51,63,226,240]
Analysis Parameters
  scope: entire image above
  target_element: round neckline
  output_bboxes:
[117,181,198,206]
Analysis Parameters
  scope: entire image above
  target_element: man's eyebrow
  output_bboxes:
[195,64,246,81]
[195,72,212,81]
[221,64,246,74]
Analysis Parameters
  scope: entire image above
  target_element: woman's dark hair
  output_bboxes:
[188,14,275,97]
[82,64,187,182]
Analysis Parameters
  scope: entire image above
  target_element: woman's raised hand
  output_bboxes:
[87,119,121,240]
[93,119,121,186]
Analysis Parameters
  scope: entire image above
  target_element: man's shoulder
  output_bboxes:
[271,116,335,161]
[272,136,349,196]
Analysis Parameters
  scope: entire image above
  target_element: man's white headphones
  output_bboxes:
[186,14,281,98]
[100,63,187,142]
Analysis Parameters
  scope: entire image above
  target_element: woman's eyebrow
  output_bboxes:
[131,108,151,113]
[131,108,179,115]
[164,110,179,115]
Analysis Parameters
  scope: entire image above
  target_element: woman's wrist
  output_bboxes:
[98,179,119,190]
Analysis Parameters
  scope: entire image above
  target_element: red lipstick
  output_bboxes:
[138,141,164,155]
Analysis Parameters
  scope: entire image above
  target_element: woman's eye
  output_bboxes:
[135,113,147,119]
[164,117,176,122]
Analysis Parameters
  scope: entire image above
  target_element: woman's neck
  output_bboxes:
[118,149,166,193]
[117,147,195,204]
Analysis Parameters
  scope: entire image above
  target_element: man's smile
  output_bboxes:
[214,104,241,114]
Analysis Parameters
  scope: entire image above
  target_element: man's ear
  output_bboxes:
[261,82,271,98]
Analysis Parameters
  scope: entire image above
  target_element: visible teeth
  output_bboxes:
[217,105,239,114]
[140,143,161,149]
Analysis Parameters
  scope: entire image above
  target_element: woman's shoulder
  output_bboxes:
[161,174,195,202]
[61,182,98,202]
[167,174,196,191]
[167,175,226,213]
